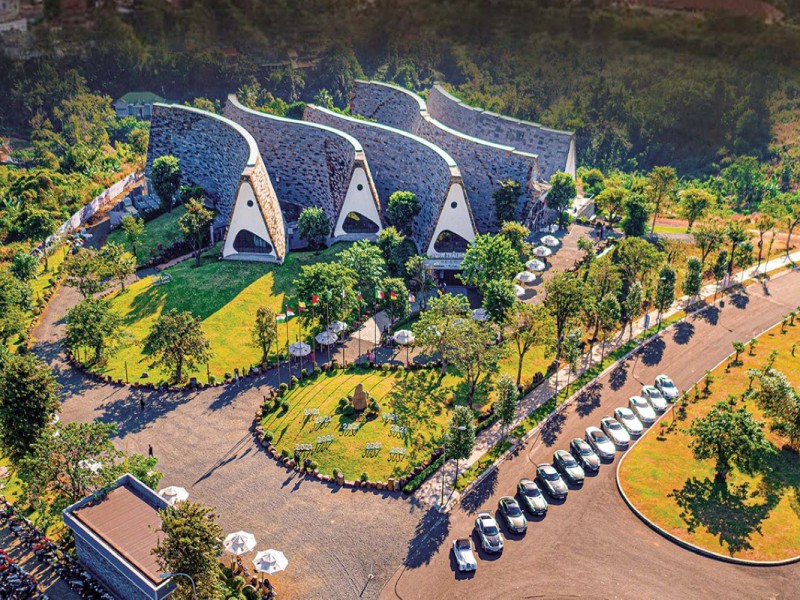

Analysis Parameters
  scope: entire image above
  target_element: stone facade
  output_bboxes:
[426,83,576,181]
[75,537,156,600]
[351,80,549,232]
[223,95,382,241]
[146,103,286,262]
[303,104,477,258]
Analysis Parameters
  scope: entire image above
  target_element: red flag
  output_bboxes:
[311,294,320,305]
[390,291,398,300]
[357,292,363,302]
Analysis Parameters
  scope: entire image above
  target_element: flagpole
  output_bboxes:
[358,298,362,364]
[326,294,331,365]
[286,307,290,379]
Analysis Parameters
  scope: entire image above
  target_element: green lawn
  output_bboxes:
[105,205,186,266]
[619,320,800,560]
[653,223,689,235]
[86,243,352,384]
[261,366,471,481]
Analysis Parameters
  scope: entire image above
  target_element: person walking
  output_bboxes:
[294,450,301,468]
[139,398,145,413]
[148,444,153,457]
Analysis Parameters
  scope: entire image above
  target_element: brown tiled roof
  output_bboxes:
[73,483,165,584]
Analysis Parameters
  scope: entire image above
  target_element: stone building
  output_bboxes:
[303,104,478,268]
[113,92,165,119]
[426,83,576,181]
[146,103,286,263]
[350,80,550,232]
[224,95,383,243]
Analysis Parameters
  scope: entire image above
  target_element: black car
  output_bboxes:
[536,463,568,500]
[517,478,548,516]
[553,449,585,485]
[569,437,601,472]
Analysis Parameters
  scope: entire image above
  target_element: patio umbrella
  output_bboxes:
[158,485,189,505]
[471,308,488,321]
[515,271,537,284]
[393,330,415,345]
[78,459,102,474]
[541,234,560,247]
[315,331,338,346]
[223,531,257,557]
[533,246,552,258]
[328,320,348,334]
[526,259,546,272]
[253,549,289,577]
[288,342,311,357]
[514,284,526,298]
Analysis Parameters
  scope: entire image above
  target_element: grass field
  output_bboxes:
[619,319,800,560]
[105,206,186,266]
[261,366,474,481]
[88,243,351,384]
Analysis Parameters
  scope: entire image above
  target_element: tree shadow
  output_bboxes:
[730,291,750,310]
[672,321,695,345]
[459,467,499,515]
[540,411,566,447]
[668,477,780,555]
[609,361,628,391]
[98,387,196,436]
[575,381,603,417]
[641,337,666,367]
[699,306,719,326]
[403,508,450,569]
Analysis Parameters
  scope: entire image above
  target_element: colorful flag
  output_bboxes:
[390,291,397,300]
[276,313,287,322]
[286,308,296,318]
[311,294,320,305]
[297,301,307,313]
[408,293,416,303]
[357,292,363,302]
[375,289,385,300]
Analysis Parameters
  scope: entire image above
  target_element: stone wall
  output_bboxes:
[351,80,548,232]
[146,103,286,262]
[426,83,576,181]
[303,104,475,254]
[75,537,156,600]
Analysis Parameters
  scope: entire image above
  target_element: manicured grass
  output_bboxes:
[653,223,689,235]
[89,243,352,383]
[105,205,186,266]
[261,366,471,481]
[619,319,800,560]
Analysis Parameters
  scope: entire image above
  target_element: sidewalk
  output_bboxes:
[413,249,800,511]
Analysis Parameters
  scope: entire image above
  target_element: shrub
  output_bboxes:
[280,448,289,458]
[309,460,318,471]
[381,363,391,372]
[403,455,446,494]
[224,372,233,380]
[338,397,348,408]
[369,400,380,412]
[280,400,290,412]
[360,472,368,482]
[332,468,340,478]
[330,361,338,370]
[208,375,216,384]
[278,382,288,393]
[342,405,355,417]
[262,430,274,442]
[290,376,299,388]
[313,365,321,375]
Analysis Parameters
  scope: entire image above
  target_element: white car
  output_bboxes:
[600,416,631,448]
[655,375,680,401]
[642,385,668,412]
[614,407,644,436]
[474,512,504,554]
[629,396,657,425]
[585,426,616,460]
[452,538,477,572]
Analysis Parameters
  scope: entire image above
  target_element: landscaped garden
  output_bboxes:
[618,318,800,561]
[105,205,187,267]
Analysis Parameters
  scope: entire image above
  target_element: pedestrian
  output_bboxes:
[148,444,153,457]
[294,450,301,467]
[139,398,145,412]
[303,458,311,473]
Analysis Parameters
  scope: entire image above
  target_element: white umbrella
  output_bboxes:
[253,549,289,575]
[78,459,102,474]
[393,330,415,345]
[471,308,488,321]
[328,320,348,334]
[526,259,546,272]
[533,246,552,258]
[315,330,338,346]
[223,531,257,556]
[514,284,526,298]
[288,342,311,357]
[158,486,189,505]
[541,234,560,247]
[515,271,537,284]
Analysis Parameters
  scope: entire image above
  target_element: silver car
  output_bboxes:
[614,407,644,436]
[474,512,504,553]
[629,396,657,425]
[586,426,616,460]
[642,385,668,412]
[601,416,631,448]
[655,374,680,401]
[452,538,477,572]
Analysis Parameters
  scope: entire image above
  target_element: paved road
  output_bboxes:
[379,271,800,600]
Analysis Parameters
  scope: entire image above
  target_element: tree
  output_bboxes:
[581,168,605,196]
[150,155,182,212]
[622,281,644,339]
[778,193,800,257]
[65,248,107,298]
[381,277,410,324]
[179,199,215,266]
[386,191,420,234]
[10,252,38,283]
[725,221,749,276]
[613,237,663,288]
[22,208,58,270]
[498,221,531,260]
[100,241,136,291]
[721,156,766,211]
[654,265,676,325]
[732,341,745,364]
[0,271,29,345]
[459,233,523,294]
[293,262,358,325]
[596,294,620,362]
[562,327,583,392]
[20,421,122,521]
[405,255,432,310]
[594,186,626,233]
[547,172,577,229]
[622,192,650,237]
[66,298,125,363]
[413,293,470,376]
[749,368,800,450]
[693,220,726,269]
[143,309,212,382]
[482,279,516,323]
[445,406,476,487]
[450,319,505,406]
[495,374,519,439]
[0,354,60,464]
[297,207,330,250]
[115,453,164,490]
[543,271,588,362]
[340,240,386,303]
[120,215,144,258]
[577,236,595,276]
[682,257,703,302]
[251,306,278,363]
[153,501,224,600]
[493,179,522,226]
[679,188,713,232]
[735,240,755,271]
[688,400,774,483]
[506,302,554,386]
[647,166,677,234]
[378,227,414,278]
[754,213,775,270]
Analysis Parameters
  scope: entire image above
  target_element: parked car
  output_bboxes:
[536,463,568,500]
[642,385,668,412]
[517,478,548,516]
[655,374,680,401]
[585,426,616,460]
[474,513,504,554]
[569,438,600,472]
[498,496,527,534]
[614,407,644,436]
[601,416,631,448]
[553,449,585,485]
[629,396,657,425]
[452,538,477,572]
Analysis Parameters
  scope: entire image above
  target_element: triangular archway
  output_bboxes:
[223,180,279,262]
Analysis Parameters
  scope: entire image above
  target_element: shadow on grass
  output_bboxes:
[403,508,451,569]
